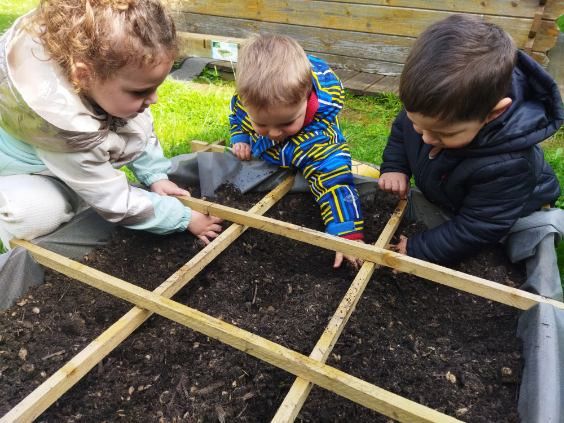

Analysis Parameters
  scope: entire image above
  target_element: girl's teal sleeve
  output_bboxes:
[127,133,171,187]
[125,192,191,235]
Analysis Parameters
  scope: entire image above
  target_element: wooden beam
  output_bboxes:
[2,178,294,423]
[273,199,407,422]
[179,196,564,311]
[11,241,460,423]
[190,140,227,153]
[192,139,229,153]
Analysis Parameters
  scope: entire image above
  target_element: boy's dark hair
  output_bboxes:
[399,14,517,123]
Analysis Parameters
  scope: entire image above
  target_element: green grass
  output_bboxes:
[0,0,38,33]
[340,92,402,163]
[151,79,233,156]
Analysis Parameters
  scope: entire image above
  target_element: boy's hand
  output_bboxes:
[187,210,223,245]
[233,143,252,161]
[378,172,409,199]
[333,239,365,270]
[389,235,408,255]
[151,179,191,197]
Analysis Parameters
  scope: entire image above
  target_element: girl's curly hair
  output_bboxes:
[25,0,177,90]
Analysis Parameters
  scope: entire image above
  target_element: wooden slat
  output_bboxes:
[172,12,413,64]
[179,196,564,311]
[344,72,386,95]
[168,2,558,52]
[273,200,407,422]
[2,178,294,423]
[333,69,361,83]
[177,30,405,75]
[320,0,563,20]
[11,241,460,423]
[166,0,563,21]
[367,75,400,95]
[190,140,227,153]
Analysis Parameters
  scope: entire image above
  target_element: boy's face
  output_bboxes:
[407,112,486,149]
[246,100,308,143]
[80,56,173,119]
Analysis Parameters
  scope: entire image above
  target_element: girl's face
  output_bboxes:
[84,57,173,119]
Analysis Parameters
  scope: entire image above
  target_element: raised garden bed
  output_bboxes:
[0,184,526,421]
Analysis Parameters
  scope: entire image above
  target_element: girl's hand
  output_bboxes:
[150,179,191,197]
[188,211,223,245]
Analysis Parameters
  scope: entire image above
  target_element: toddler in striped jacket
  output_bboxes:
[229,34,364,268]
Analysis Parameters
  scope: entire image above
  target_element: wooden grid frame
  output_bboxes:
[3,166,563,422]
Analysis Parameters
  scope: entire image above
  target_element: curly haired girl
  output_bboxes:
[0,0,222,247]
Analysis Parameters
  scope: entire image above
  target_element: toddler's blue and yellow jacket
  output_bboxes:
[229,56,363,238]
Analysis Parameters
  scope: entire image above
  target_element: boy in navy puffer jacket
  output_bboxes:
[379,14,563,265]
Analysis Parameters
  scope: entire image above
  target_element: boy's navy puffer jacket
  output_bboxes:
[380,51,563,264]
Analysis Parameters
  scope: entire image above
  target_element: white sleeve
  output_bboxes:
[37,142,154,225]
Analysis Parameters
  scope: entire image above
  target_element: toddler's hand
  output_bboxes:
[389,235,408,255]
[187,210,223,245]
[151,179,191,197]
[233,143,252,161]
[333,239,365,270]
[378,172,409,199]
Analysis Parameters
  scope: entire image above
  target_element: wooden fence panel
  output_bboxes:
[167,1,558,51]
[166,0,561,75]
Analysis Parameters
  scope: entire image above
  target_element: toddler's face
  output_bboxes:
[246,100,308,143]
[84,57,173,119]
[407,112,486,149]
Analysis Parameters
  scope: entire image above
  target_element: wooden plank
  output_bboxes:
[165,0,564,21]
[201,53,402,77]
[351,161,381,179]
[179,196,564,311]
[333,69,361,84]
[273,199,407,422]
[168,2,558,52]
[2,178,294,423]
[367,75,400,95]
[176,31,405,75]
[319,0,563,20]
[344,72,386,95]
[315,52,403,75]
[12,241,460,423]
[172,12,413,64]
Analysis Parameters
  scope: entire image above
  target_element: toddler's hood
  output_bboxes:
[458,51,563,157]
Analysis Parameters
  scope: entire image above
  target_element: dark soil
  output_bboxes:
[0,186,524,422]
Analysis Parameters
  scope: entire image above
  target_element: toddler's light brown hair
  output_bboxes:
[236,34,312,110]
[25,0,177,92]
